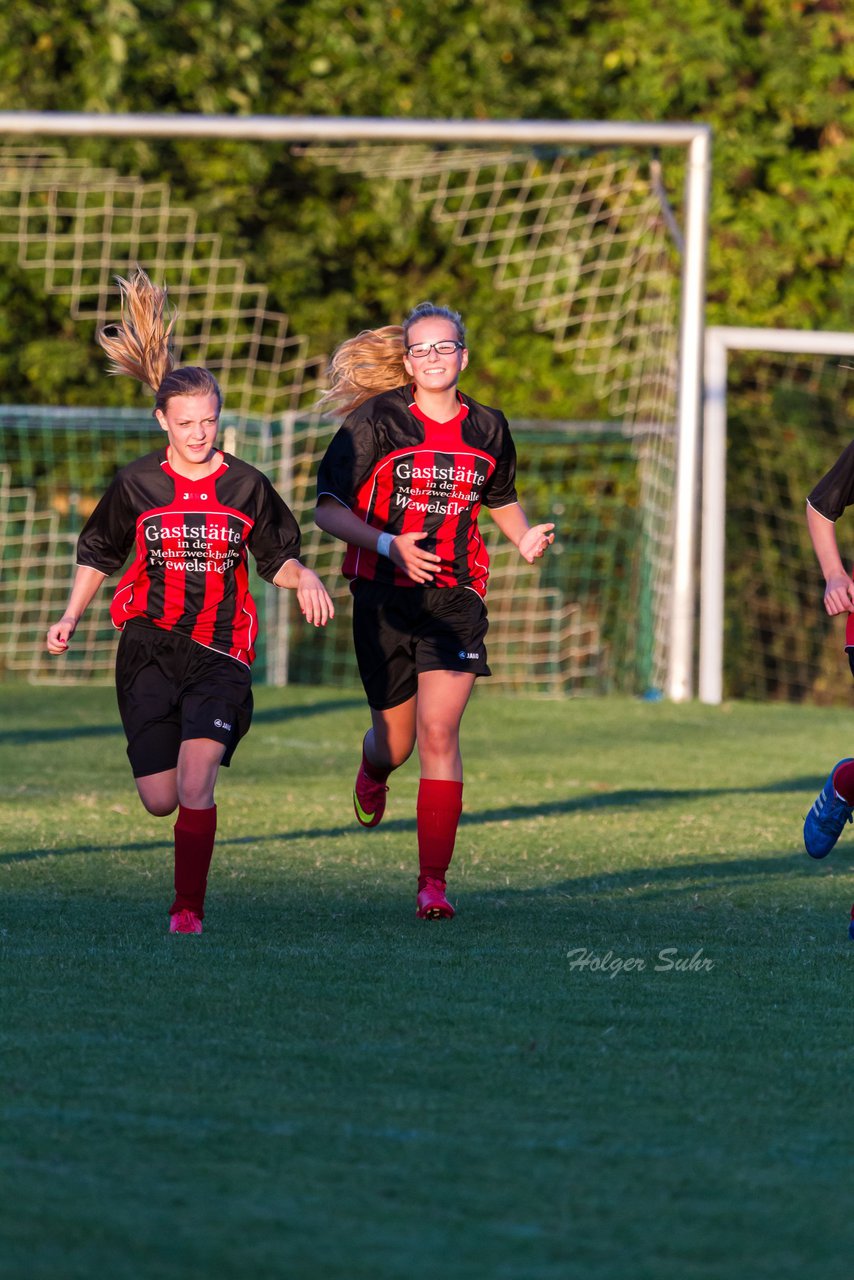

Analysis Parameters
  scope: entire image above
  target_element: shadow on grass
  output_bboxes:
[479,849,818,902]
[0,850,823,956]
[2,776,823,867]
[0,696,365,747]
[252,697,364,723]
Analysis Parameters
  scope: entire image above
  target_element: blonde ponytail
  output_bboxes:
[97,267,222,413]
[97,267,177,394]
[315,325,407,417]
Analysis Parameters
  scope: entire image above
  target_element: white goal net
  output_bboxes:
[0,116,709,696]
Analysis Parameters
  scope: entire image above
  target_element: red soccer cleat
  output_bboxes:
[416,877,455,920]
[353,760,388,828]
[169,908,203,935]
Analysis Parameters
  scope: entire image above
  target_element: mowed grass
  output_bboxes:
[3,683,854,1279]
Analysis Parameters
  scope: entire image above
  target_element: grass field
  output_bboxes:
[3,682,854,1279]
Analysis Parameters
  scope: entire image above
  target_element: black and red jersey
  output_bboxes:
[316,385,518,597]
[76,449,301,666]
[808,442,854,523]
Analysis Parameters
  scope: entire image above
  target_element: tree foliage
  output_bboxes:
[0,0,850,408]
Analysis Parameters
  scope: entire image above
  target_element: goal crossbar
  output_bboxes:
[0,111,707,148]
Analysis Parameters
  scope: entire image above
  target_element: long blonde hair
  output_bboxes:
[97,267,222,412]
[317,302,466,416]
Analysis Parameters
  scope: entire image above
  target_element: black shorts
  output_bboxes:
[115,621,253,778]
[351,580,491,710]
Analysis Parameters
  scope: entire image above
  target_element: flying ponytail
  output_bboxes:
[97,267,221,413]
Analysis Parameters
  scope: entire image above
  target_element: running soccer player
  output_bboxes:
[803,447,854,936]
[314,302,554,920]
[46,268,334,934]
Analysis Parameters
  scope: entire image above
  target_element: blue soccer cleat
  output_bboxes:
[804,758,854,859]
[848,910,854,942]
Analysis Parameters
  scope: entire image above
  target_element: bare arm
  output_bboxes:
[488,502,555,564]
[45,565,109,654]
[806,501,854,615]
[272,558,335,627]
[314,495,441,584]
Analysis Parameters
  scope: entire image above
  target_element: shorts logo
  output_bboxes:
[458,650,480,661]
[214,718,232,731]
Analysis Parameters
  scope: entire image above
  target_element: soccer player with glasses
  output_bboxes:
[314,301,555,920]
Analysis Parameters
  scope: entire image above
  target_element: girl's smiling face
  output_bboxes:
[403,318,468,397]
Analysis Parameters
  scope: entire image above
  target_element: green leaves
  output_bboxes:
[0,0,850,407]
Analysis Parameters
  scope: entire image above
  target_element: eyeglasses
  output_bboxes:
[405,340,464,359]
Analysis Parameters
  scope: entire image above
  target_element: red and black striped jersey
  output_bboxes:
[76,449,301,667]
[808,441,854,522]
[316,386,518,596]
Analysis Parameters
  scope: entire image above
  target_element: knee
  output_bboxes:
[140,798,177,819]
[177,786,216,811]
[373,742,413,772]
[370,729,414,771]
[175,766,218,811]
[417,720,459,760]
[136,780,178,818]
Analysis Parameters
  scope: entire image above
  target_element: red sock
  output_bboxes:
[362,741,391,785]
[417,779,463,889]
[834,762,854,804]
[170,804,217,918]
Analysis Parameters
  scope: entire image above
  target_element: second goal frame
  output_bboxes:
[701,324,854,704]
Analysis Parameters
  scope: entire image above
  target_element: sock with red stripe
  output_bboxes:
[170,804,217,919]
[417,779,463,889]
[834,762,854,804]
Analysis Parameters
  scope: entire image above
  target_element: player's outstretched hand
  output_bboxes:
[46,615,78,655]
[518,523,556,565]
[296,569,335,627]
[390,531,443,584]
[824,572,854,616]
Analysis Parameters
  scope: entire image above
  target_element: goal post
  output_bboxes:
[0,111,711,698]
[701,325,854,705]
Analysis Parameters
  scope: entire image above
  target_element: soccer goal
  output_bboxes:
[701,325,854,704]
[0,113,710,698]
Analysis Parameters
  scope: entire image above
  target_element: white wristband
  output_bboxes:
[376,532,395,558]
